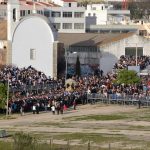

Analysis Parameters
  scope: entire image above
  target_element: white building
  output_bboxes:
[85,3,130,26]
[0,0,58,77]
[0,0,86,33]
[58,32,150,75]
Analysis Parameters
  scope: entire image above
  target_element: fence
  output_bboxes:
[9,83,59,93]
[87,93,150,107]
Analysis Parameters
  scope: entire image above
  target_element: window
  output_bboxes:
[20,10,22,16]
[74,23,84,29]
[51,11,61,17]
[69,3,71,7]
[44,11,50,17]
[93,13,96,16]
[92,7,96,10]
[30,49,36,60]
[23,10,25,16]
[74,12,84,18]
[53,23,61,29]
[63,23,72,29]
[37,10,41,14]
[20,10,25,17]
[88,13,91,16]
[63,12,72,17]
[13,8,16,21]
[125,47,143,57]
[28,10,30,15]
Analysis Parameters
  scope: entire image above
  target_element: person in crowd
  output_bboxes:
[36,102,40,114]
[32,103,36,114]
[73,99,76,110]
[138,99,142,109]
[51,105,55,115]
[20,105,24,116]
[1,55,150,115]
[60,100,64,114]
[55,101,60,115]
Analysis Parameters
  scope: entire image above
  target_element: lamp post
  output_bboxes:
[135,43,138,66]
[65,49,68,82]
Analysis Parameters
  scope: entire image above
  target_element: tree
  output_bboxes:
[0,83,7,109]
[128,1,150,19]
[114,69,141,85]
[75,55,81,77]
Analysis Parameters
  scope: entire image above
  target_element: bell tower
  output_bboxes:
[7,0,20,41]
[7,0,20,64]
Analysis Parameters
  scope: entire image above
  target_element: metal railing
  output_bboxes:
[9,83,59,93]
[87,93,150,107]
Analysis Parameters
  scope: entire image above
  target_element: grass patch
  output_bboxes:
[64,108,150,122]
[128,125,150,131]
[0,141,13,150]
[0,115,16,120]
[1,131,150,150]
[66,114,129,121]
[34,122,62,126]
[53,132,127,143]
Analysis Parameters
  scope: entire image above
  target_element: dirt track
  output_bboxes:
[1,104,150,149]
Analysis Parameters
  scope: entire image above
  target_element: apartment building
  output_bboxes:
[0,0,85,33]
[85,3,130,26]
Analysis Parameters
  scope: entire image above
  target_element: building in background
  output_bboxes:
[85,3,130,26]
[58,32,150,75]
[0,0,58,77]
[0,0,86,33]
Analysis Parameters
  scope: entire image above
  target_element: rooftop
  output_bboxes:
[62,0,76,2]
[58,32,135,47]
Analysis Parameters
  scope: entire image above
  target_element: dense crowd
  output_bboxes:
[0,65,62,91]
[1,55,150,114]
[113,55,150,70]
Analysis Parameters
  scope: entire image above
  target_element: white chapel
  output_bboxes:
[0,0,58,77]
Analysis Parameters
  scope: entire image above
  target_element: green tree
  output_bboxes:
[0,83,7,109]
[114,69,141,85]
[75,55,81,77]
[128,2,143,19]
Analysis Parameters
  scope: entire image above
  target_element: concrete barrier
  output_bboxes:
[0,130,6,138]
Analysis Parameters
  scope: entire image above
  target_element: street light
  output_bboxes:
[135,43,138,66]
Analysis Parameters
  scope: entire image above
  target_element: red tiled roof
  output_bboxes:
[58,32,135,47]
[26,1,41,6]
[62,0,76,2]
[38,2,59,7]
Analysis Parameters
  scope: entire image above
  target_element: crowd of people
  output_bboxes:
[113,55,150,70]
[1,55,150,114]
[0,65,61,92]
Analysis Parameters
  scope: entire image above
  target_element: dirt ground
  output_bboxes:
[0,104,150,149]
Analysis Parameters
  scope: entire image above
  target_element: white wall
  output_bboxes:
[49,7,86,33]
[100,34,150,74]
[12,16,57,77]
[0,41,4,49]
[86,4,130,25]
